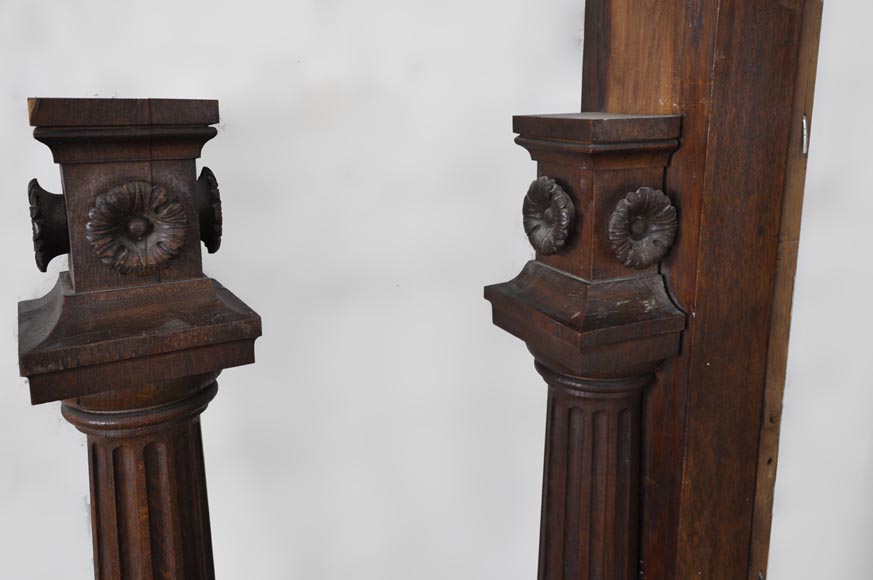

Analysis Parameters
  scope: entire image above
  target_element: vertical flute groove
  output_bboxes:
[145,441,173,580]
[604,410,616,579]
[68,382,219,580]
[616,408,632,579]
[135,445,154,580]
[579,407,593,578]
[590,411,606,580]
[90,443,100,577]
[543,389,569,580]
[166,432,185,577]
[175,429,197,579]
[91,442,108,580]
[113,446,133,580]
[563,407,584,579]
[193,421,215,578]
[535,371,650,580]
[539,395,555,580]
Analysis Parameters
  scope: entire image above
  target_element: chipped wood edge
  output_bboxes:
[747,1,824,578]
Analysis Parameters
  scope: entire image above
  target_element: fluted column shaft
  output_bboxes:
[61,380,218,580]
[535,362,650,580]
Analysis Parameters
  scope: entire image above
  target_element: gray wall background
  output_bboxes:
[0,1,868,578]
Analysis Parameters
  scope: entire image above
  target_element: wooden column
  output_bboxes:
[486,113,685,579]
[62,378,218,580]
[488,1,823,578]
[18,98,261,580]
[536,365,647,580]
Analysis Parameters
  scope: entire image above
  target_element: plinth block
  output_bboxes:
[20,274,260,404]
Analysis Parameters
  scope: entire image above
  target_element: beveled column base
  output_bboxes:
[61,374,219,580]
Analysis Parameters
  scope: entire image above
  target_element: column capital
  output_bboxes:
[486,112,685,379]
[18,98,261,404]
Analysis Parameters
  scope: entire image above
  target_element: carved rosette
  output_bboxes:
[28,178,70,272]
[85,181,189,275]
[523,176,575,255]
[196,166,223,254]
[608,187,678,269]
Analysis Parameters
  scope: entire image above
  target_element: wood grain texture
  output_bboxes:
[747,2,823,578]
[486,113,685,577]
[576,1,822,577]
[63,378,219,580]
[18,98,259,580]
[513,113,681,143]
[535,365,648,580]
[675,3,805,576]
[28,98,219,127]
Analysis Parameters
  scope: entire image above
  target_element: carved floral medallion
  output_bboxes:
[522,176,575,255]
[196,167,223,254]
[85,181,189,275]
[28,178,69,272]
[608,186,678,269]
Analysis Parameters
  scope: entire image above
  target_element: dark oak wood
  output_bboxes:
[748,3,824,577]
[535,365,648,580]
[28,97,219,127]
[487,2,822,578]
[18,98,260,580]
[62,375,219,580]
[19,275,258,404]
[486,113,685,578]
[195,167,222,254]
[28,178,69,271]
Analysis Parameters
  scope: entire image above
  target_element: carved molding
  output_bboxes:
[196,167,222,254]
[85,181,189,275]
[608,187,678,269]
[28,178,70,272]
[523,176,575,255]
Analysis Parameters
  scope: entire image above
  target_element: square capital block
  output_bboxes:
[29,98,220,293]
[20,98,261,404]
[512,113,681,283]
[486,113,684,378]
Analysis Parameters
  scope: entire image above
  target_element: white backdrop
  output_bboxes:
[0,1,868,579]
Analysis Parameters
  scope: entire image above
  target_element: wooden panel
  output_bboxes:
[643,4,720,574]
[578,0,822,576]
[747,2,823,578]
[676,2,805,576]
[580,3,716,576]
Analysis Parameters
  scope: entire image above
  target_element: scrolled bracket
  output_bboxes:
[28,179,70,272]
[522,176,575,255]
[196,167,222,254]
[608,187,678,269]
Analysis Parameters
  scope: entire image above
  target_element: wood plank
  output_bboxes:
[28,98,218,126]
[577,0,821,576]
[747,2,824,578]
[675,1,805,576]
[512,113,681,143]
[580,1,717,576]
